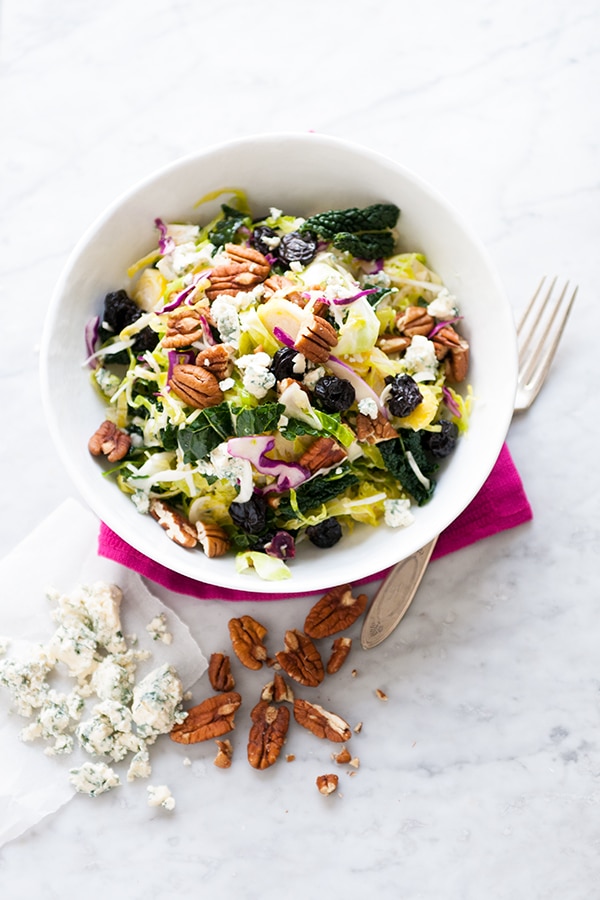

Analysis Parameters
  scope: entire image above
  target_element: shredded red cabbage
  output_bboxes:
[264,531,296,560]
[442,386,461,418]
[199,315,216,345]
[227,435,310,492]
[428,316,463,339]
[166,349,195,382]
[273,326,295,348]
[328,354,388,418]
[331,287,378,306]
[84,316,100,368]
[154,217,175,255]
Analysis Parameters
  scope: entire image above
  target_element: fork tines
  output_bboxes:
[514,276,577,411]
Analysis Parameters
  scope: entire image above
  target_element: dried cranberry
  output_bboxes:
[277,231,318,266]
[423,420,458,458]
[306,517,342,549]
[102,290,140,334]
[386,374,423,418]
[313,376,355,413]
[270,347,305,381]
[229,493,268,534]
[252,225,279,256]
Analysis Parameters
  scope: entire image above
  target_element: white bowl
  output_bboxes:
[40,133,517,595]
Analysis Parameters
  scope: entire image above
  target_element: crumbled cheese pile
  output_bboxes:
[0,581,186,807]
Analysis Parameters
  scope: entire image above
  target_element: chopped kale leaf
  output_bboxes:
[300,203,400,239]
[378,430,438,505]
[208,204,251,249]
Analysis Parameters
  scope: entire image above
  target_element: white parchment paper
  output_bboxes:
[0,499,208,848]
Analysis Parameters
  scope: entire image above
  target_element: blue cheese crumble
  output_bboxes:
[383,498,415,528]
[147,784,175,810]
[69,761,120,797]
[0,580,189,809]
[131,663,186,741]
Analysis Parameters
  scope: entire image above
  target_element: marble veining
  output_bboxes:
[1,0,599,897]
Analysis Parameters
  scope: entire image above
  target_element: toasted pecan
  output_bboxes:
[304,584,368,639]
[170,691,242,744]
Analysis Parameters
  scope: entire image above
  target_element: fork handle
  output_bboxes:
[360,536,439,649]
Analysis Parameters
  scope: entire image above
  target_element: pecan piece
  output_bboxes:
[228,615,268,670]
[161,306,206,348]
[195,520,230,558]
[431,326,470,383]
[377,335,411,355]
[355,410,398,444]
[263,274,305,306]
[261,672,294,703]
[247,699,290,770]
[88,420,131,462]
[170,691,242,744]
[168,363,223,409]
[195,343,235,381]
[304,584,368,638]
[316,773,339,795]
[275,629,324,687]
[214,738,233,769]
[149,499,197,548]
[299,436,347,474]
[293,698,352,742]
[326,637,353,675]
[396,305,435,337]
[293,314,338,364]
[208,653,236,692]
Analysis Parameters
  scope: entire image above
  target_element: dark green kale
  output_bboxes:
[300,203,400,239]
[277,470,359,518]
[208,204,251,249]
[331,231,396,261]
[176,402,235,462]
[378,430,438,505]
[234,402,284,437]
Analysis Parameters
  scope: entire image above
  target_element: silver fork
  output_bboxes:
[360,276,578,650]
[514,276,578,412]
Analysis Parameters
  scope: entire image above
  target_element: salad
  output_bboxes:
[86,193,471,580]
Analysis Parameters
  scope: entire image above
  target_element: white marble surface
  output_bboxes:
[0,0,599,897]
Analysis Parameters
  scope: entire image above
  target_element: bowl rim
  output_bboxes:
[40,131,517,594]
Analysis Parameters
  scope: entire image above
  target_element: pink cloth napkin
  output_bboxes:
[97,443,532,601]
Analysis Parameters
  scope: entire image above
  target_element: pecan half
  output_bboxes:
[195,343,235,381]
[431,325,470,382]
[299,436,347,474]
[228,615,268,670]
[169,363,223,409]
[316,773,339,795]
[149,499,198,548]
[208,653,236,692]
[293,314,338,364]
[396,305,435,337]
[275,629,324,687]
[170,691,242,744]
[247,699,290,769]
[355,410,399,444]
[195,520,230,558]
[293,699,352,742]
[162,306,206,348]
[206,243,270,300]
[377,335,411,355]
[214,738,233,768]
[326,637,353,675]
[88,420,131,462]
[304,584,368,639]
